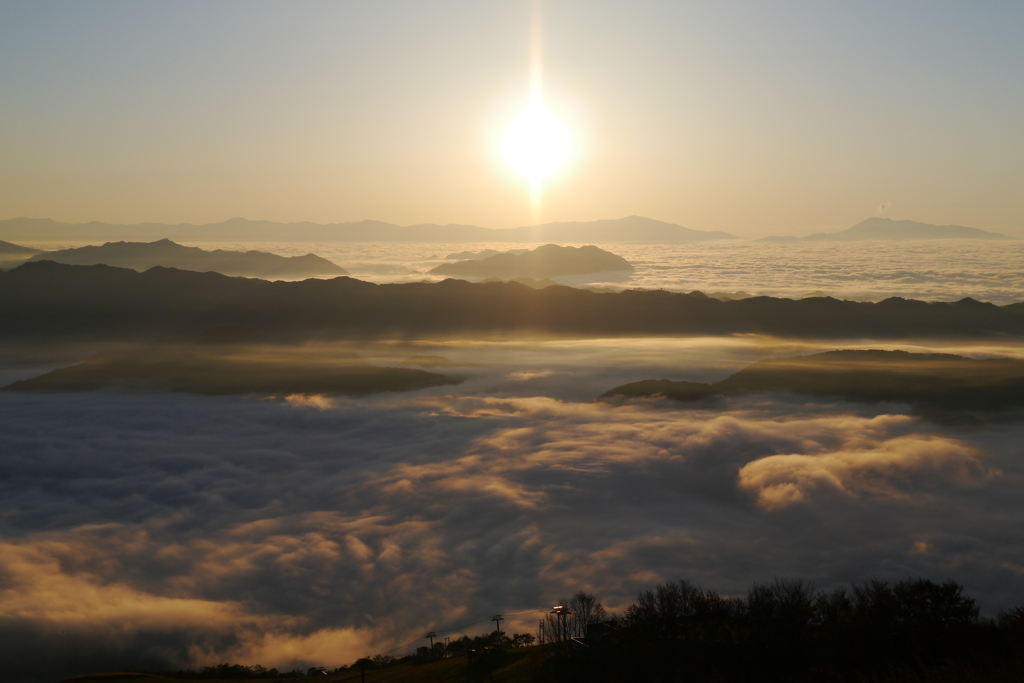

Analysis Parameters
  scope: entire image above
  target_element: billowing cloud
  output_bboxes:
[0,520,459,676]
[738,435,993,509]
[284,394,337,410]
[1,383,1023,679]
[0,537,253,630]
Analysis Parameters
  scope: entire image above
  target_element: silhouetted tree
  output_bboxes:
[567,591,607,639]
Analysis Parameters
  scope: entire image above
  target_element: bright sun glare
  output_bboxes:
[503,99,570,191]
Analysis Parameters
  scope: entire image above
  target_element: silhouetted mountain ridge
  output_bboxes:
[2,261,1023,342]
[429,244,633,279]
[0,238,41,255]
[26,239,347,278]
[0,238,43,269]
[759,217,1014,242]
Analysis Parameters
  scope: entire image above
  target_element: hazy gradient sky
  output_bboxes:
[2,1,1022,235]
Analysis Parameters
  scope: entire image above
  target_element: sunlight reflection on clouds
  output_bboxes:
[167,240,1024,304]
[2,386,1024,675]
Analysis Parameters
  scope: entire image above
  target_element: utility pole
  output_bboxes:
[492,614,504,637]
[425,631,437,649]
[551,605,572,645]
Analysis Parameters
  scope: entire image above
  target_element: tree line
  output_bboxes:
[141,576,1024,682]
[546,577,1024,682]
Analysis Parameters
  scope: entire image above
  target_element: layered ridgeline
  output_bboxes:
[0,238,42,268]
[3,215,1015,244]
[759,217,1015,242]
[0,215,736,244]
[429,244,633,279]
[601,349,1024,410]
[3,261,1024,342]
[0,238,41,256]
[27,239,348,278]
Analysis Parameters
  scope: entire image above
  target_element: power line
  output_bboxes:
[408,608,549,643]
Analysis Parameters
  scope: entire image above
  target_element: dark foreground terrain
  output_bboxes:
[58,649,554,683]
[3,261,1024,342]
[58,577,1024,683]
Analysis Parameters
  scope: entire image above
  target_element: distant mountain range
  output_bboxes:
[25,239,347,278]
[3,215,1014,245]
[759,218,1014,242]
[0,239,42,268]
[428,244,633,279]
[2,261,1023,343]
[0,216,737,244]
[0,239,41,255]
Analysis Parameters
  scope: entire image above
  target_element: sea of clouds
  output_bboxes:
[20,238,1024,304]
[2,337,1024,679]
[173,240,1024,304]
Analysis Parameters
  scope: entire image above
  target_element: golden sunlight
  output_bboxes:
[502,98,570,191]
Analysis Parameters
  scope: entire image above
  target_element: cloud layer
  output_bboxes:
[738,434,991,509]
[3,382,1024,679]
[213,240,1024,304]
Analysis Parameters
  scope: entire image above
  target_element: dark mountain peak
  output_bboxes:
[25,239,347,279]
[4,262,1024,344]
[429,243,633,279]
[952,297,997,309]
[141,264,229,278]
[0,238,41,253]
[759,218,1015,242]
[844,217,1013,240]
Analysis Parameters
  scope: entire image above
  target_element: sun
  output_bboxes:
[503,99,570,191]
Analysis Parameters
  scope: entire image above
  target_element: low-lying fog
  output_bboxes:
[2,335,1024,677]
[16,239,1024,303]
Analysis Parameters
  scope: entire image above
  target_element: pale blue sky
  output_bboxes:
[2,1,1022,235]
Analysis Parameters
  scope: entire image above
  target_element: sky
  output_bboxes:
[2,1,1023,235]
